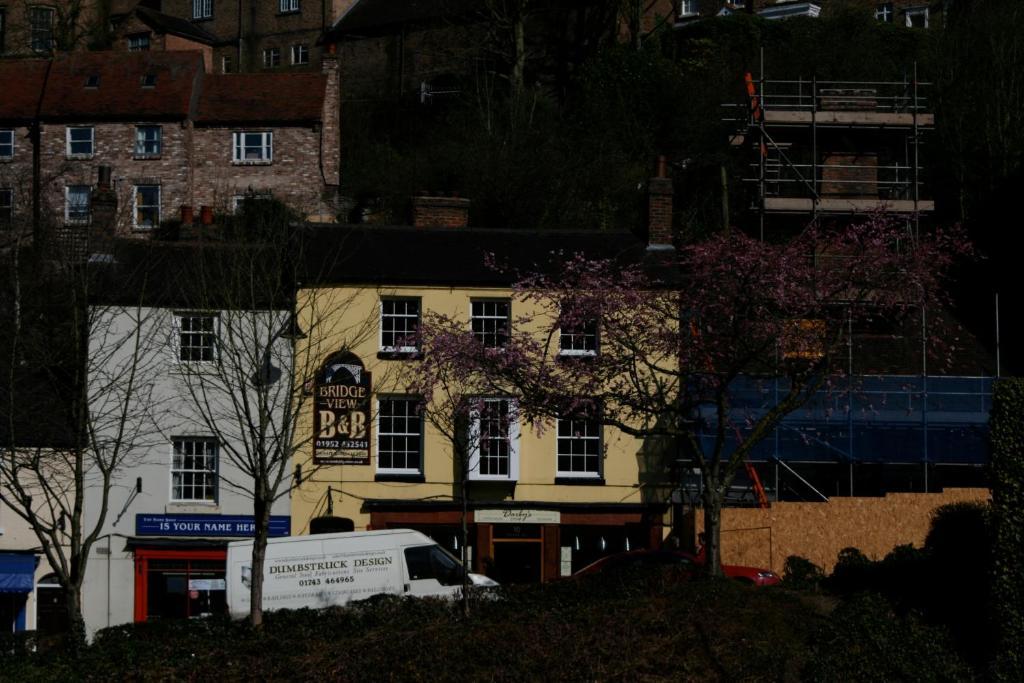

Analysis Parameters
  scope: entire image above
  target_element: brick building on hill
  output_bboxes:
[143,0,359,74]
[0,49,340,245]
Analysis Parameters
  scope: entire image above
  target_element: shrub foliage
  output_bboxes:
[989,378,1024,680]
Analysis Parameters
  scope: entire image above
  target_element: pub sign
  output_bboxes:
[314,354,372,465]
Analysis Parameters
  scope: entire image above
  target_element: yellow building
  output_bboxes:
[290,203,673,583]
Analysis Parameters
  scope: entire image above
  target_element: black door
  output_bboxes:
[491,542,543,584]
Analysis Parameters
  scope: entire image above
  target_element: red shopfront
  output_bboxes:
[133,547,228,623]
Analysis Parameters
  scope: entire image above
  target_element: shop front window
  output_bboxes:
[560,525,647,575]
[139,555,227,621]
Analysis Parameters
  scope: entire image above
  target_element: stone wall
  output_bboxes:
[691,487,991,573]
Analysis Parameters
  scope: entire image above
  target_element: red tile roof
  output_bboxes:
[39,51,203,120]
[0,60,52,121]
[196,73,327,124]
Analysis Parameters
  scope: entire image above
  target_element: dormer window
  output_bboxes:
[128,33,150,51]
[85,74,100,88]
[192,0,213,20]
[141,73,157,88]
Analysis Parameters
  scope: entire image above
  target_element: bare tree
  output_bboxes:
[0,239,163,645]
[168,212,374,627]
[399,333,510,616]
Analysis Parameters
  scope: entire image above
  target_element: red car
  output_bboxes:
[573,549,781,587]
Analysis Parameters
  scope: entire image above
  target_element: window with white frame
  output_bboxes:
[134,125,162,156]
[291,43,308,65]
[471,299,510,349]
[905,7,928,28]
[29,6,54,53]
[232,131,272,163]
[468,398,519,480]
[175,312,217,362]
[874,3,893,22]
[376,397,423,474]
[192,0,212,20]
[0,189,12,226]
[679,0,698,17]
[66,127,94,157]
[221,55,232,73]
[559,316,598,356]
[0,129,12,159]
[279,0,299,13]
[133,184,160,229]
[262,47,280,68]
[171,437,218,503]
[380,298,420,352]
[65,185,91,224]
[127,32,150,51]
[556,412,601,478]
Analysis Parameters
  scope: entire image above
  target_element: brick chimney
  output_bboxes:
[320,44,341,190]
[90,165,118,241]
[412,194,470,229]
[647,155,673,251]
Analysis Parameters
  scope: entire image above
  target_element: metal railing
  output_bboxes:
[759,79,930,114]
[745,161,924,199]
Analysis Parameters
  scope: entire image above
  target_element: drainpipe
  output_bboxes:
[237,0,243,70]
[32,60,54,242]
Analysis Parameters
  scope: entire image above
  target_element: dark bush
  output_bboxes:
[803,593,972,682]
[782,555,824,591]
[826,546,876,594]
[3,568,979,681]
[989,378,1024,681]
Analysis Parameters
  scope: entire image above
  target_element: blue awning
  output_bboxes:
[0,553,38,593]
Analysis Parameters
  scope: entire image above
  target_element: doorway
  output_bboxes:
[490,524,543,584]
[35,574,69,634]
[491,542,542,584]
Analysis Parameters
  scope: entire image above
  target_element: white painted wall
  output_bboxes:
[80,304,294,637]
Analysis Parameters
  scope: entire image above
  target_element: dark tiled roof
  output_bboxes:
[196,73,327,124]
[134,6,219,45]
[328,0,477,39]
[297,224,648,287]
[89,239,293,310]
[0,60,51,121]
[39,51,203,120]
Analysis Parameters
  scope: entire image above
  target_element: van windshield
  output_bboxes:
[404,545,466,586]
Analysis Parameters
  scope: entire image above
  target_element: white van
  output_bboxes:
[226,529,497,618]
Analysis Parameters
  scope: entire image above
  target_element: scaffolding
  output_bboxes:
[724,56,933,239]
